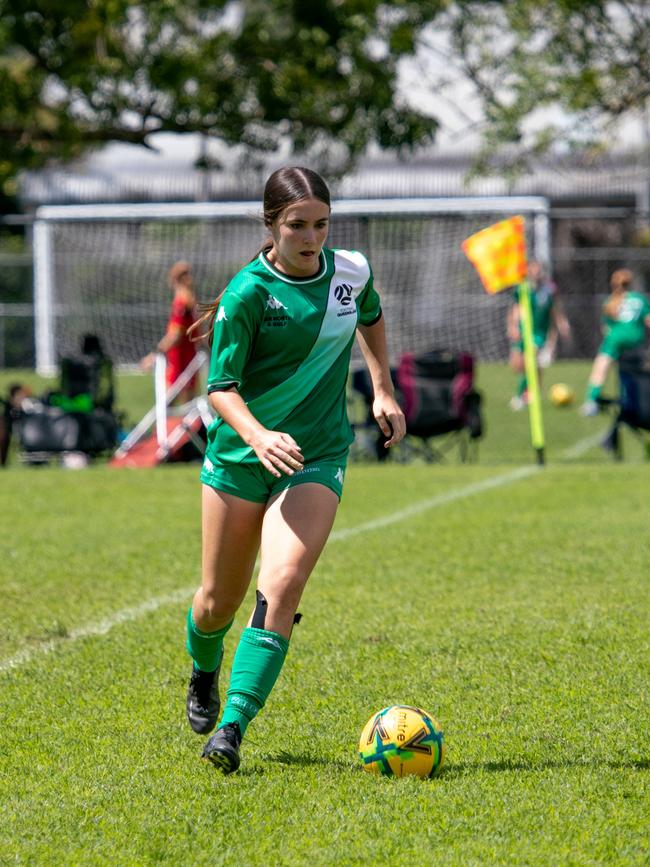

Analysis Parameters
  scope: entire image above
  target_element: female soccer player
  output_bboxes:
[580,268,650,415]
[507,260,571,410]
[140,260,199,403]
[184,166,405,773]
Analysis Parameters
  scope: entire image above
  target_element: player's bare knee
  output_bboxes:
[263,564,306,597]
[200,587,240,627]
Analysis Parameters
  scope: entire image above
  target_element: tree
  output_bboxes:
[444,0,650,167]
[0,0,444,203]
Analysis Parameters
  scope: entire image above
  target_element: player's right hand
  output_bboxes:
[250,429,304,478]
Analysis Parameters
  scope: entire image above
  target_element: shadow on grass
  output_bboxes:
[256,750,355,771]
[233,749,650,778]
[442,757,650,778]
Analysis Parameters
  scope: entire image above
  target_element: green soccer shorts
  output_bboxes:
[200,451,348,503]
[598,330,643,360]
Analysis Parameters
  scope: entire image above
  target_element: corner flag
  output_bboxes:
[462,216,546,465]
[461,215,528,294]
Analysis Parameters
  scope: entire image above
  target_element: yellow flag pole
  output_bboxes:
[517,280,545,465]
[461,215,546,466]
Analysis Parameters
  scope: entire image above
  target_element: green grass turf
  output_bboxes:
[1,457,649,864]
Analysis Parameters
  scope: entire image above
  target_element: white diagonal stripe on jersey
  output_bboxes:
[241,251,370,451]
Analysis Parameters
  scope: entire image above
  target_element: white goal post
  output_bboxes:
[33,197,550,375]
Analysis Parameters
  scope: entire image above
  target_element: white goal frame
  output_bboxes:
[33,196,550,374]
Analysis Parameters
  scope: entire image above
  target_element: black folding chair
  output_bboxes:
[350,349,483,463]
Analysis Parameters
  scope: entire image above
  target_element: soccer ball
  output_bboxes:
[549,382,575,407]
[359,705,445,778]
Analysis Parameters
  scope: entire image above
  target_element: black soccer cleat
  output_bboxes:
[202,722,242,774]
[186,654,222,734]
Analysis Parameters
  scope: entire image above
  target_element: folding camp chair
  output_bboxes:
[351,348,483,463]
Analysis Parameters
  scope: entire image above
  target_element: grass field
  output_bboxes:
[1,361,649,864]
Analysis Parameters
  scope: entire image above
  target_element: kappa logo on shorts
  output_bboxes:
[335,467,344,484]
[216,307,228,322]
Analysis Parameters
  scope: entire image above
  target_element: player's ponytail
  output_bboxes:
[187,290,225,347]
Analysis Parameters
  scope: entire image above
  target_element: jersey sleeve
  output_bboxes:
[357,263,382,326]
[643,294,650,318]
[207,282,263,392]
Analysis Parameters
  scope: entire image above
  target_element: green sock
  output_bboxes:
[219,627,289,737]
[517,375,528,397]
[186,608,233,673]
[587,383,601,402]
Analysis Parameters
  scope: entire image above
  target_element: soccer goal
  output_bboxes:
[33,197,550,374]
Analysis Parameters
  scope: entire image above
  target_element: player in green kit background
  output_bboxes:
[580,268,650,415]
[183,166,406,773]
[507,260,571,410]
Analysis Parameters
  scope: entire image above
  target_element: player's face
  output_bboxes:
[268,198,330,277]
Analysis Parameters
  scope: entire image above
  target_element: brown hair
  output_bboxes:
[168,260,191,289]
[604,268,633,319]
[189,166,331,344]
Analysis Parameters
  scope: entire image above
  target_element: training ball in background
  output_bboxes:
[359,705,445,778]
[549,382,575,407]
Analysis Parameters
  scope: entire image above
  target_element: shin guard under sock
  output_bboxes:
[219,627,289,737]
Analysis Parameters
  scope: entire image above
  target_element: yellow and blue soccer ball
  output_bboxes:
[549,382,575,407]
[359,705,445,778]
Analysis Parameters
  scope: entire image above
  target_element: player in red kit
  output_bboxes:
[141,260,199,403]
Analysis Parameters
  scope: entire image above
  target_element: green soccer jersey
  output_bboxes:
[514,282,555,342]
[204,246,382,466]
[603,291,650,345]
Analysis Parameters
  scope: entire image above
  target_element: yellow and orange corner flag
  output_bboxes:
[461,215,528,294]
[462,215,545,464]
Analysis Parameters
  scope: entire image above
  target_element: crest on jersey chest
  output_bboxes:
[263,293,291,327]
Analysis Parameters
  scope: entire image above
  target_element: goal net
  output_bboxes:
[33,198,550,374]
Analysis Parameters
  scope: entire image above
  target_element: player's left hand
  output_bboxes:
[372,393,406,448]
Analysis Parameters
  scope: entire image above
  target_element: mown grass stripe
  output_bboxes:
[0,431,603,675]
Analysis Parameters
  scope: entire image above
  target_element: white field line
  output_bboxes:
[330,465,537,540]
[0,433,603,675]
[560,428,608,460]
[1,588,194,674]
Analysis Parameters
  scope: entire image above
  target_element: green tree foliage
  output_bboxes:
[0,0,444,200]
[448,0,650,164]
